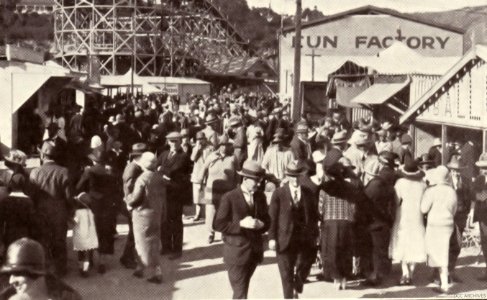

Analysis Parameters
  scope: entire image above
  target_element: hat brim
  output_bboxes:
[3,157,25,167]
[331,138,348,145]
[205,119,218,124]
[0,265,46,276]
[237,170,265,180]
[418,159,434,165]
[285,169,304,177]
[378,156,398,167]
[399,168,424,178]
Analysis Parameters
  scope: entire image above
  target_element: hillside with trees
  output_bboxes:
[1,1,487,57]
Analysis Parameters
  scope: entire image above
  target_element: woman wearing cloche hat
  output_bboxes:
[420,166,457,294]
[390,160,427,285]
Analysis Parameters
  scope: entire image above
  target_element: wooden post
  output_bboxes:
[441,125,448,165]
[483,129,487,153]
[291,0,302,122]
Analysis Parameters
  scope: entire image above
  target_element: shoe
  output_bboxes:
[399,276,411,286]
[80,270,89,278]
[169,252,182,260]
[132,270,144,278]
[292,291,299,299]
[147,276,163,284]
[97,264,106,274]
[434,287,450,294]
[120,258,137,269]
[208,233,215,244]
[333,279,341,291]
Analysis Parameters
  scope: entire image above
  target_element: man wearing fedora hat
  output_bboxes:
[444,155,472,283]
[290,122,312,164]
[268,161,319,298]
[227,116,247,168]
[203,113,220,149]
[120,143,148,269]
[213,160,270,299]
[469,152,487,281]
[43,122,68,166]
[428,138,443,168]
[158,131,192,260]
[362,151,399,286]
[261,129,295,184]
[29,141,73,277]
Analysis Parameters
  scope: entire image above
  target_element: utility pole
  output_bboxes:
[292,0,302,122]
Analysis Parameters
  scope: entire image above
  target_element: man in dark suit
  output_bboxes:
[28,141,73,277]
[446,156,472,282]
[214,160,271,299]
[158,131,192,260]
[119,143,148,269]
[44,122,68,166]
[268,161,319,298]
[290,122,311,163]
[459,139,478,184]
[228,116,247,169]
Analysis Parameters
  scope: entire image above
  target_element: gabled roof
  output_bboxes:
[399,44,487,125]
[283,5,465,34]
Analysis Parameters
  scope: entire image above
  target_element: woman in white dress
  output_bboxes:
[390,160,427,285]
[421,166,457,294]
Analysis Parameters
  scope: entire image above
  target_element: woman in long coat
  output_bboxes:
[127,152,166,284]
[421,166,457,294]
[390,161,427,285]
[198,135,239,244]
[76,150,119,274]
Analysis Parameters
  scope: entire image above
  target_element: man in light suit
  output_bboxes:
[213,160,270,299]
[120,143,148,269]
[268,161,319,298]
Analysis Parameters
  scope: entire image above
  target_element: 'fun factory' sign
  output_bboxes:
[280,15,464,57]
[292,30,450,50]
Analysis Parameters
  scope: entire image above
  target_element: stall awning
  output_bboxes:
[352,78,411,105]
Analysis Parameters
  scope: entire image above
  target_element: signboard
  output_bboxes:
[417,61,487,129]
[152,83,179,95]
[279,14,465,98]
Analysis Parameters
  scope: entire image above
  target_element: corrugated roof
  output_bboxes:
[283,5,465,34]
[203,56,276,78]
[352,78,411,105]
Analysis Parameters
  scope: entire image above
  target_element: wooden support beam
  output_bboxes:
[441,125,448,165]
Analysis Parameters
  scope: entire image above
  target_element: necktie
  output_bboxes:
[248,192,254,211]
[168,151,175,160]
[294,189,299,205]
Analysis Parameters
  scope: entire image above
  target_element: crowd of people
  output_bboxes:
[0,88,486,299]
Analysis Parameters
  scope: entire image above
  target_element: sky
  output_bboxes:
[247,0,487,15]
